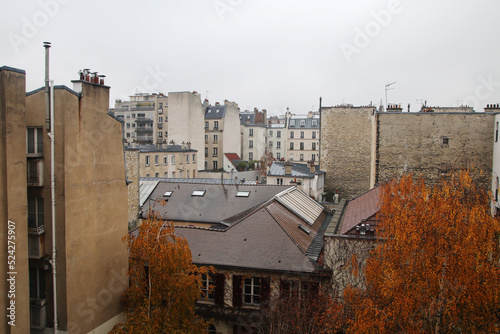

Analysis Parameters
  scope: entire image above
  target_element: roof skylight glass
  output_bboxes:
[192,190,206,197]
[236,191,250,197]
[163,191,173,197]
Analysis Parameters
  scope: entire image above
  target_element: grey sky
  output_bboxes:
[2,0,500,115]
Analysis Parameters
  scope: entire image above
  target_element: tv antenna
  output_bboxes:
[385,82,396,108]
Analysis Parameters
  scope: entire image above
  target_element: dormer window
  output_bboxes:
[163,191,173,197]
[192,190,206,197]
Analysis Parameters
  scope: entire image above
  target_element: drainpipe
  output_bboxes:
[44,42,51,131]
[49,80,58,333]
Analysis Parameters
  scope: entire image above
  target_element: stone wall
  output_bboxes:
[376,112,494,189]
[320,106,376,199]
[125,149,139,228]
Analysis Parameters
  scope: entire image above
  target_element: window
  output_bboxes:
[145,155,150,167]
[172,171,175,178]
[155,155,159,165]
[213,148,218,156]
[126,133,130,138]
[300,142,304,150]
[28,197,44,229]
[300,154,304,161]
[132,123,136,128]
[132,113,136,118]
[249,152,253,160]
[290,131,294,139]
[158,116,163,123]
[312,131,316,139]
[277,178,283,185]
[236,191,250,197]
[205,135,208,142]
[277,152,281,160]
[249,140,253,148]
[213,161,218,170]
[29,268,46,300]
[165,131,168,137]
[277,130,281,138]
[201,274,215,300]
[27,127,43,155]
[193,154,196,162]
[186,154,189,163]
[312,142,316,150]
[312,119,318,127]
[290,120,296,127]
[243,277,261,305]
[442,137,449,146]
[158,131,162,138]
[214,121,219,130]
[300,120,305,127]
[269,141,273,147]
[208,324,216,334]
[249,129,253,137]
[171,156,175,164]
[205,121,209,129]
[164,155,168,165]
[277,141,281,149]
[155,173,159,177]
[164,172,167,177]
[290,142,294,150]
[496,122,499,142]
[205,147,208,157]
[213,134,218,142]
[126,123,130,129]
[300,131,304,139]
[269,130,273,137]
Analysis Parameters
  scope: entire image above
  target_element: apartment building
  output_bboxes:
[240,108,267,162]
[112,93,168,145]
[286,111,320,163]
[0,65,128,333]
[267,115,286,161]
[204,101,241,171]
[125,143,198,179]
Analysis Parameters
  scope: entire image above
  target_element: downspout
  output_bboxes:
[44,42,51,131]
[49,80,58,333]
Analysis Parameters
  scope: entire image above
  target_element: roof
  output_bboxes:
[340,186,381,235]
[173,187,330,273]
[0,66,25,74]
[268,162,325,178]
[140,180,160,206]
[288,116,320,129]
[205,105,227,119]
[224,153,242,169]
[140,181,292,224]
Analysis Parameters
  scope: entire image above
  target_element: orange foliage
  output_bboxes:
[345,171,500,333]
[110,213,212,334]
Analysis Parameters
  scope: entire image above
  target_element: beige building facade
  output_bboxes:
[286,112,320,163]
[1,66,128,333]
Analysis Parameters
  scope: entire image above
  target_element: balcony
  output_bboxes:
[28,225,45,235]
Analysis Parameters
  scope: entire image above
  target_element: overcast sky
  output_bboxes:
[2,0,500,115]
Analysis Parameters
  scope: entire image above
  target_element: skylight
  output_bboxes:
[192,190,206,197]
[236,191,250,197]
[163,191,173,197]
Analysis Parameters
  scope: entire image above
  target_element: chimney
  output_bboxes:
[284,161,292,175]
[485,103,500,112]
[181,141,186,150]
[215,101,220,105]
[186,141,191,150]
[308,160,316,173]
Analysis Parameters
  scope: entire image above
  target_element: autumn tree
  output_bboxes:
[345,170,500,333]
[258,282,345,334]
[111,213,212,334]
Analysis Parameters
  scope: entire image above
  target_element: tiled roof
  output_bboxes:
[287,116,320,129]
[340,186,381,235]
[205,105,226,119]
[268,162,325,178]
[224,153,242,169]
[140,181,292,224]
[275,187,324,225]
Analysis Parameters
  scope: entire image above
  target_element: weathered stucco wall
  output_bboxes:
[125,150,139,228]
[376,112,495,189]
[320,106,376,199]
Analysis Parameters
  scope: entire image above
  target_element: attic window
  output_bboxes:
[236,191,250,197]
[163,191,173,197]
[216,109,220,113]
[298,224,311,235]
[442,137,449,146]
[192,190,206,197]
[208,109,212,113]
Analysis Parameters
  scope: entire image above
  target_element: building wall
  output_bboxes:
[125,150,140,227]
[376,112,495,188]
[286,128,320,163]
[320,106,376,198]
[139,150,197,178]
[26,80,129,333]
[241,125,267,161]
[267,126,285,160]
[222,101,242,157]
[168,92,205,171]
[0,67,30,333]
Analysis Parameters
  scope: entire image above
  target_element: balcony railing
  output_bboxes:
[28,225,45,235]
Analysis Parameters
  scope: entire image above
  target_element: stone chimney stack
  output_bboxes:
[308,160,316,173]
[284,161,292,175]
